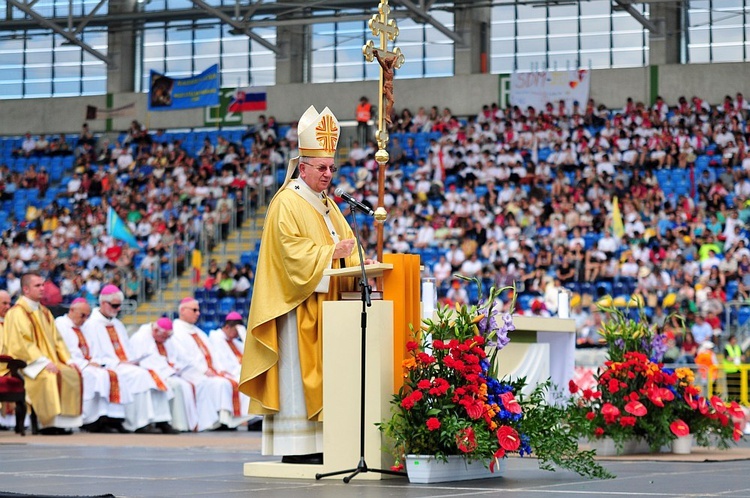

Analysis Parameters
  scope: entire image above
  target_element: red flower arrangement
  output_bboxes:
[568,311,745,452]
[378,279,613,480]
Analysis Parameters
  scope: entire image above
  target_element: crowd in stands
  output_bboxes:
[333,93,750,353]
[2,91,750,357]
[0,115,291,310]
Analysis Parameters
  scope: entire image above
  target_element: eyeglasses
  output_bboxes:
[302,163,337,174]
[109,303,122,308]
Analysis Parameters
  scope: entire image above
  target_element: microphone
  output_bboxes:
[334,187,374,216]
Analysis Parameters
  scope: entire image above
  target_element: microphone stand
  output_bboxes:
[315,204,406,483]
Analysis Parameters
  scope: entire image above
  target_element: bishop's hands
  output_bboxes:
[333,238,355,260]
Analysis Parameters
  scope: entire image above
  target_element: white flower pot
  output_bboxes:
[671,435,693,455]
[588,437,651,456]
[405,454,506,484]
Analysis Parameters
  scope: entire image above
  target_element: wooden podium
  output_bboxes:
[243,260,419,480]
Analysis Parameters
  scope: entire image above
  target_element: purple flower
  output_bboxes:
[494,312,513,350]
[650,333,669,362]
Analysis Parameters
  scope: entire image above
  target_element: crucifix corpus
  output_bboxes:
[363,0,405,260]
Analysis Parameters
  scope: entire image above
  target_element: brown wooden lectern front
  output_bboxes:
[243,260,420,480]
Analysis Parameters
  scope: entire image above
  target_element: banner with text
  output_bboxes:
[509,70,590,112]
[148,64,220,111]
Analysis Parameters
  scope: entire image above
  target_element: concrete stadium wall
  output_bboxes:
[0,61,747,136]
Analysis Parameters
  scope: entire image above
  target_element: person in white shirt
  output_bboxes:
[20,133,36,156]
[173,298,252,430]
[459,253,483,277]
[56,298,128,432]
[130,318,198,432]
[82,285,176,433]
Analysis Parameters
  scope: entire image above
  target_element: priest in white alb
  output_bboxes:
[82,284,176,434]
[130,317,197,432]
[173,298,252,430]
[56,297,128,432]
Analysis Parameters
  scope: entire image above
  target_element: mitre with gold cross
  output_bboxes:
[277,105,341,192]
[298,105,340,159]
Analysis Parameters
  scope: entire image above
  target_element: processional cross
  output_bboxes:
[363,0,405,260]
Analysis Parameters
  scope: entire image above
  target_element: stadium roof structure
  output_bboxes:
[0,0,664,66]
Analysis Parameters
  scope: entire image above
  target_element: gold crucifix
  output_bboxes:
[363,0,405,260]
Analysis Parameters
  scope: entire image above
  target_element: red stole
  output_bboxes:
[192,333,241,416]
[105,324,166,392]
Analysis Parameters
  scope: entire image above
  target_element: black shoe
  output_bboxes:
[155,422,180,434]
[108,420,131,434]
[281,453,323,465]
[247,419,262,432]
[80,418,107,433]
[134,424,161,434]
[38,427,72,435]
[214,424,237,432]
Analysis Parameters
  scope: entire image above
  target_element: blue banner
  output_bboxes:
[148,64,220,111]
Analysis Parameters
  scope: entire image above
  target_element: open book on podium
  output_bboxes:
[243,254,421,480]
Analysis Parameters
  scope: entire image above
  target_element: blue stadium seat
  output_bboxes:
[219,297,236,314]
[726,280,739,302]
[738,307,750,326]
[596,281,613,297]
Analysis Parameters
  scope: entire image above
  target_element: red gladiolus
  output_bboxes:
[569,379,579,394]
[607,378,620,393]
[711,396,727,413]
[582,388,594,400]
[625,400,647,417]
[500,391,522,414]
[586,411,596,421]
[406,340,419,351]
[496,426,521,451]
[670,419,690,437]
[591,390,602,399]
[417,379,431,390]
[456,427,477,453]
[432,339,445,349]
[594,427,604,437]
[426,417,441,431]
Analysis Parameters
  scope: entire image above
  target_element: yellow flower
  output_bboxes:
[472,314,485,324]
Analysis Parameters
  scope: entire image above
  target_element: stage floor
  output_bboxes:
[1,429,750,497]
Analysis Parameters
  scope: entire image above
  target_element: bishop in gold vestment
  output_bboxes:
[240,106,365,460]
[4,274,82,429]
